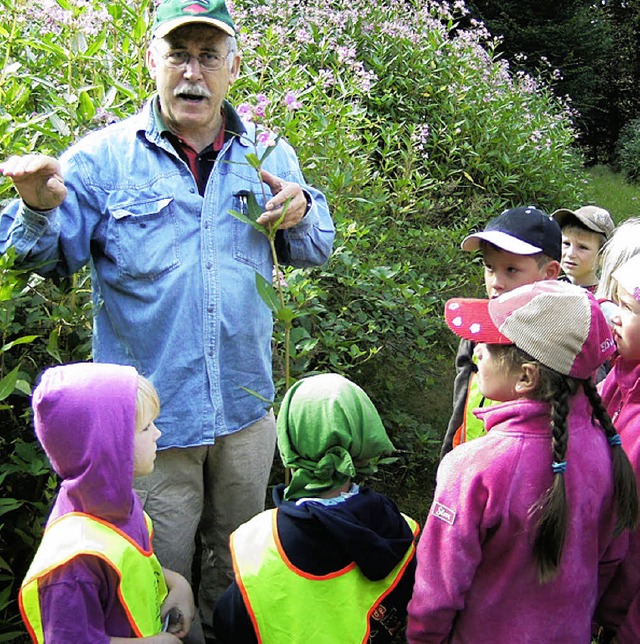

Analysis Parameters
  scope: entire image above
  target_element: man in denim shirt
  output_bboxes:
[0,0,334,641]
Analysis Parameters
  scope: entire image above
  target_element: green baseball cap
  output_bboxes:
[152,0,235,39]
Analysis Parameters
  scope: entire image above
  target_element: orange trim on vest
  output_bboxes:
[364,516,420,627]
[20,549,145,639]
[231,508,420,644]
[18,593,37,644]
[47,511,153,555]
[453,372,491,449]
[20,511,162,642]
[231,535,263,644]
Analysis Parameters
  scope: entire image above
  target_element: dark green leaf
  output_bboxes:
[255,273,279,313]
[0,367,20,402]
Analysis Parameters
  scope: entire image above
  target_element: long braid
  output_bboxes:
[489,345,630,583]
[531,376,571,583]
[583,379,639,533]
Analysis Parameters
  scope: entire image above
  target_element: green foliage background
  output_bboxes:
[616,117,640,184]
[0,0,587,637]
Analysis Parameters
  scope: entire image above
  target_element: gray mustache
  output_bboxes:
[174,85,211,98]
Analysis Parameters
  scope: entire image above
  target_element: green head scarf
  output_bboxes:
[277,373,395,501]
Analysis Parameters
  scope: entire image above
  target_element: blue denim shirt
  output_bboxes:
[0,99,335,448]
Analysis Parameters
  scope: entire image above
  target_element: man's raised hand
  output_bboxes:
[1,154,67,211]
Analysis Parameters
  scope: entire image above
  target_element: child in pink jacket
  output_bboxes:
[596,253,640,643]
[408,281,638,643]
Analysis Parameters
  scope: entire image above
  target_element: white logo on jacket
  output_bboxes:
[431,501,456,525]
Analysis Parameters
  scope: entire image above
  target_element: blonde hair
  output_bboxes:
[596,217,640,301]
[135,375,160,432]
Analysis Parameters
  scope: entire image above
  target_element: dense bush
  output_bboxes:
[616,116,640,184]
[0,0,586,636]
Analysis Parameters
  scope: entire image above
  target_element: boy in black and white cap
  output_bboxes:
[440,206,562,459]
[552,205,614,293]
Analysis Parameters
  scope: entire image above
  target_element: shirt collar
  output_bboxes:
[151,96,244,150]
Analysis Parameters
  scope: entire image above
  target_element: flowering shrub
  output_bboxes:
[222,0,586,469]
[0,0,587,635]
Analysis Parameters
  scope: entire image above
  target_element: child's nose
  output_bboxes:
[488,277,504,296]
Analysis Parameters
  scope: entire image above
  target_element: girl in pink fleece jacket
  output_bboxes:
[595,253,640,643]
[408,281,638,643]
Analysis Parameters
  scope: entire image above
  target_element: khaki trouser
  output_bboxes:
[134,411,277,643]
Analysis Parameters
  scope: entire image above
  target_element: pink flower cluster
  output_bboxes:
[237,91,302,124]
[412,124,432,154]
[284,92,302,110]
[23,0,109,37]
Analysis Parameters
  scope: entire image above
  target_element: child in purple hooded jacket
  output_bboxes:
[408,281,638,643]
[19,362,195,643]
[595,254,640,643]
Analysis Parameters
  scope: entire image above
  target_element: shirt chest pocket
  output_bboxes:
[231,190,272,278]
[111,197,181,281]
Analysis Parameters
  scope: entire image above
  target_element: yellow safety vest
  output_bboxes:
[230,508,419,644]
[20,511,167,643]
[453,372,496,448]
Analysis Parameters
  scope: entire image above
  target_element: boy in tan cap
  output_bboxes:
[552,205,614,293]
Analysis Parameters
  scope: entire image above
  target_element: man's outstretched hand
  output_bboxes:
[1,154,67,211]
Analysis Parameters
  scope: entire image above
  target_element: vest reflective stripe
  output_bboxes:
[19,512,167,643]
[231,508,419,644]
[454,372,496,448]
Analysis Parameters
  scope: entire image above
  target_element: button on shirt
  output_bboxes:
[0,98,335,449]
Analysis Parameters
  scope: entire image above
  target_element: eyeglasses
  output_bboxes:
[158,50,231,72]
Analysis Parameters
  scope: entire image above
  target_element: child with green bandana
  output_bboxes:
[214,373,419,644]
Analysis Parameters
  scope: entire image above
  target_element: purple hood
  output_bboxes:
[32,363,148,546]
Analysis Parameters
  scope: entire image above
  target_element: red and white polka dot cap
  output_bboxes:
[445,280,616,379]
[613,254,640,303]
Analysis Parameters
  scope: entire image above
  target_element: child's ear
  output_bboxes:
[515,363,539,395]
[544,260,562,280]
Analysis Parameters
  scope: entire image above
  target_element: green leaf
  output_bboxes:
[85,31,107,57]
[79,90,96,121]
[71,31,88,55]
[244,153,261,170]
[15,379,32,396]
[133,12,148,41]
[0,554,11,573]
[0,498,24,517]
[228,208,265,234]
[239,386,274,407]
[46,328,62,362]
[30,39,68,57]
[0,367,20,402]
[255,273,279,313]
[276,306,295,324]
[48,113,71,137]
[246,191,264,221]
[0,334,38,354]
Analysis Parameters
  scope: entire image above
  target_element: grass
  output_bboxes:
[584,165,640,224]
